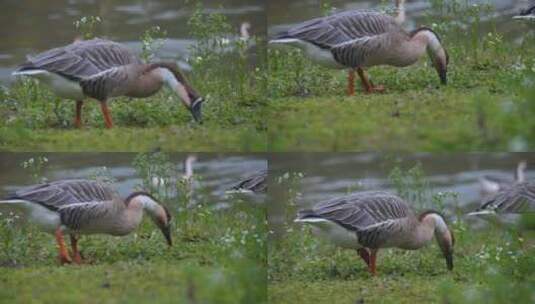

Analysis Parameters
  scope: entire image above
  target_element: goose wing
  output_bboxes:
[231,170,267,193]
[477,181,535,214]
[15,38,141,81]
[7,179,119,211]
[275,10,399,49]
[298,191,412,248]
[299,191,411,230]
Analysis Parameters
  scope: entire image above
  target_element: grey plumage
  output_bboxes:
[1,179,172,264]
[271,6,449,91]
[296,191,455,273]
[479,161,527,197]
[13,38,204,127]
[231,170,267,193]
[8,179,117,210]
[16,39,141,100]
[474,181,535,214]
[8,179,120,232]
[276,11,401,68]
[298,191,412,248]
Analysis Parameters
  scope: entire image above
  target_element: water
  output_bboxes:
[268,153,535,236]
[0,153,267,206]
[0,0,266,85]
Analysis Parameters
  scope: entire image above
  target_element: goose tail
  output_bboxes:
[467,209,496,216]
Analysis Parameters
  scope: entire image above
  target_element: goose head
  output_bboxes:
[516,161,528,182]
[156,63,204,123]
[127,192,173,246]
[420,211,454,270]
[412,28,449,85]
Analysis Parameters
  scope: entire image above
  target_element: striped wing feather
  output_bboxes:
[9,179,118,211]
[278,10,397,49]
[277,10,401,67]
[300,191,412,248]
[232,170,267,193]
[303,191,411,230]
[478,181,535,213]
[16,38,141,81]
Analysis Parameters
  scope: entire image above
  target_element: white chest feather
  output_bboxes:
[13,70,85,100]
[296,218,361,249]
[29,204,61,233]
[270,39,344,69]
[0,199,61,233]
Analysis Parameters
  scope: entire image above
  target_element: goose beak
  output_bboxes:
[161,225,172,246]
[445,251,453,270]
[190,97,203,123]
[435,60,447,85]
[429,46,448,85]
[439,68,447,85]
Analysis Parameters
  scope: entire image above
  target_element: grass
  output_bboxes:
[269,226,535,304]
[267,90,506,151]
[266,2,535,151]
[0,124,265,152]
[268,166,535,304]
[0,154,267,303]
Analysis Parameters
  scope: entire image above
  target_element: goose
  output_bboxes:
[513,3,535,20]
[150,155,197,189]
[394,0,406,25]
[469,181,535,216]
[269,1,448,95]
[479,161,527,197]
[295,191,454,275]
[12,38,204,128]
[0,179,172,264]
[182,155,197,181]
[230,169,267,193]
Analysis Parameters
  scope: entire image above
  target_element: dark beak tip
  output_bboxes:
[162,226,172,246]
[446,254,454,270]
[190,99,203,123]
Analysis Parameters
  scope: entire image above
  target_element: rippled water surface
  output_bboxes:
[0,153,267,205]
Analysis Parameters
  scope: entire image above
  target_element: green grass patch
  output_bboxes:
[269,225,535,304]
[0,124,266,152]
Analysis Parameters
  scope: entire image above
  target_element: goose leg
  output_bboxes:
[369,249,378,275]
[55,228,72,265]
[357,68,384,94]
[74,100,83,128]
[99,100,113,129]
[70,234,83,264]
[357,248,371,268]
[347,69,356,96]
